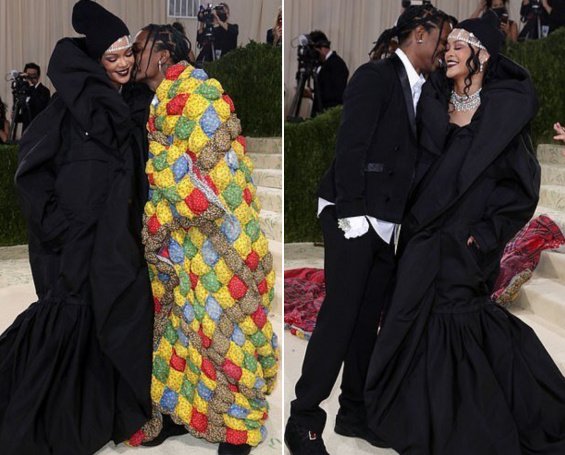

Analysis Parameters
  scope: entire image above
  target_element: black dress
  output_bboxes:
[365,56,565,454]
[0,38,153,454]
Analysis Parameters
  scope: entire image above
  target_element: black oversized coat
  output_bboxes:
[0,38,153,455]
[365,57,565,454]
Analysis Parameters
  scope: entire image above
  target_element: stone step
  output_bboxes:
[537,144,565,165]
[541,163,565,185]
[257,186,282,213]
[248,153,282,170]
[534,250,565,282]
[253,169,282,189]
[259,210,282,242]
[539,185,565,211]
[511,308,565,375]
[517,277,565,327]
[534,205,565,235]
[246,137,281,155]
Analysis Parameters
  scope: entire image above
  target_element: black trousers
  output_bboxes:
[290,206,396,432]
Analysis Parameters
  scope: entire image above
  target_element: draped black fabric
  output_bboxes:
[365,56,565,454]
[0,38,153,455]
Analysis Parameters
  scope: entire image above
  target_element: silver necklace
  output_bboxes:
[450,88,481,112]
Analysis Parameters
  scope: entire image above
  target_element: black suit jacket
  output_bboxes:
[312,52,349,117]
[318,53,419,223]
[22,83,51,131]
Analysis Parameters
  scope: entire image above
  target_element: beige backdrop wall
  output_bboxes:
[0,0,280,121]
[284,0,523,115]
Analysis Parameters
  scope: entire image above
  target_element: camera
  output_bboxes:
[197,3,228,24]
[6,70,32,98]
[402,0,432,7]
[296,34,322,69]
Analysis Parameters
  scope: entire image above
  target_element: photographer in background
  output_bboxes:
[520,0,551,39]
[0,96,10,144]
[17,62,51,132]
[267,6,282,46]
[196,2,238,63]
[541,0,565,33]
[471,0,519,42]
[305,30,349,117]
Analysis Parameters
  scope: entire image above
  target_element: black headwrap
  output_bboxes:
[72,0,130,59]
[456,11,504,57]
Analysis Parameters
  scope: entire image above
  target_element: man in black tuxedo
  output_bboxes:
[19,63,51,133]
[285,6,453,455]
[306,30,349,117]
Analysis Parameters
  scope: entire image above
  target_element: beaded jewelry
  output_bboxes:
[450,88,482,112]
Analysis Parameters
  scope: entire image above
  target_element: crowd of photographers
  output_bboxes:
[1,2,282,145]
[290,0,565,121]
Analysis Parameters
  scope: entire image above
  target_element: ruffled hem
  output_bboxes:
[0,298,143,455]
[369,302,565,455]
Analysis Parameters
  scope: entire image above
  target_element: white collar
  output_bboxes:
[324,50,334,61]
[395,48,426,90]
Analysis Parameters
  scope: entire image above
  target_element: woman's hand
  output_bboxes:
[554,122,565,143]
[471,0,487,18]
[467,235,480,249]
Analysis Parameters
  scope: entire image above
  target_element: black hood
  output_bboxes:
[47,37,131,151]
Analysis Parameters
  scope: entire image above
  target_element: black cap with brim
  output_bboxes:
[457,11,504,57]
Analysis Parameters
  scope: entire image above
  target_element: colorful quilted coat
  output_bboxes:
[130,62,278,447]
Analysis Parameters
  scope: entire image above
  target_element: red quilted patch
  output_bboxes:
[128,429,145,446]
[148,116,156,133]
[167,93,189,115]
[190,410,208,433]
[243,188,252,205]
[170,349,187,372]
[257,279,268,295]
[185,188,209,215]
[226,428,248,445]
[189,272,199,290]
[165,64,186,80]
[251,307,267,329]
[228,383,239,393]
[199,328,212,348]
[245,251,260,271]
[223,94,235,112]
[201,358,217,380]
[160,246,170,259]
[148,173,155,186]
[228,275,248,300]
[223,359,243,381]
[236,135,246,149]
[154,297,162,314]
[147,214,161,235]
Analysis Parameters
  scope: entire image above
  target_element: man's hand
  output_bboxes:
[338,216,370,239]
[554,122,565,143]
[303,87,313,99]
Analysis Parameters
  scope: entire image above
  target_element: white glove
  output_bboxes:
[338,216,370,239]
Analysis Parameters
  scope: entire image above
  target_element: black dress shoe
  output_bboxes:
[285,417,330,455]
[334,414,390,449]
[218,442,252,454]
[141,415,188,447]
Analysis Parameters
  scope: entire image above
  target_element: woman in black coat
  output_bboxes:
[365,16,565,455]
[0,2,153,454]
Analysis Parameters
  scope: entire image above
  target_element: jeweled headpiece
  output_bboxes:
[105,35,133,54]
[448,28,486,51]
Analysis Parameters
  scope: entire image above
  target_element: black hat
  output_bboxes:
[457,12,504,56]
[72,0,130,59]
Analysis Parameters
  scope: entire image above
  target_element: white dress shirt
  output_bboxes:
[318,48,425,244]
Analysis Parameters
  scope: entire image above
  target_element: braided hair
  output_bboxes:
[135,23,193,79]
[370,5,451,60]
